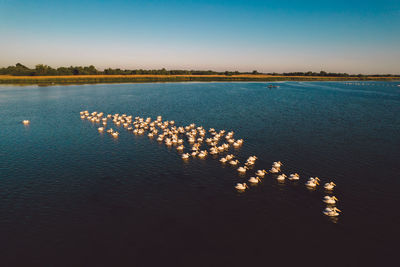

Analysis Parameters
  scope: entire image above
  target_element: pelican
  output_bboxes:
[248,177,261,184]
[288,173,300,181]
[98,127,104,132]
[323,196,338,205]
[273,161,283,168]
[165,140,173,146]
[182,153,190,159]
[229,160,239,166]
[237,166,248,173]
[256,170,267,177]
[198,151,208,158]
[269,167,280,173]
[324,182,336,190]
[305,177,320,188]
[219,157,228,163]
[112,132,119,138]
[235,183,248,190]
[323,207,341,217]
[226,154,235,160]
[276,174,287,181]
[106,128,114,133]
[22,120,30,125]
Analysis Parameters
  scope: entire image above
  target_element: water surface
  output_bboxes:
[0,82,399,266]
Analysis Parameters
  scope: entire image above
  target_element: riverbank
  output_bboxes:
[0,74,398,85]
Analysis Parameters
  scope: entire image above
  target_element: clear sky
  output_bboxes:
[1,0,399,74]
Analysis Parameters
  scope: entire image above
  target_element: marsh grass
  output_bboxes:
[0,74,397,85]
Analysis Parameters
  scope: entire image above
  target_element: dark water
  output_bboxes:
[0,82,399,266]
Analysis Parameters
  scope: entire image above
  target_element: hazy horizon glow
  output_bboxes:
[1,0,399,74]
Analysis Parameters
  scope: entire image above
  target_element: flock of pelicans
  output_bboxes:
[37,110,341,218]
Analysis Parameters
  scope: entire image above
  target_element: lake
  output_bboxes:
[0,81,399,266]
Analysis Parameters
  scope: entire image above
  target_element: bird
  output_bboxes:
[235,183,248,190]
[324,182,336,190]
[276,174,287,181]
[288,173,300,181]
[256,170,267,177]
[305,177,320,188]
[248,177,261,184]
[220,157,228,163]
[229,160,239,166]
[323,196,338,205]
[272,161,283,168]
[323,207,341,217]
[237,166,248,173]
[22,120,30,125]
[269,167,280,173]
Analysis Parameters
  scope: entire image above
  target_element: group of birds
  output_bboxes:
[80,110,342,218]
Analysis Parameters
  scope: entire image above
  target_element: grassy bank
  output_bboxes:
[0,74,398,85]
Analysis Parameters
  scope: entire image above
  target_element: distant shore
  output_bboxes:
[0,74,398,85]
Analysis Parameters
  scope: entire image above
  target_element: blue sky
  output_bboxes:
[1,0,399,74]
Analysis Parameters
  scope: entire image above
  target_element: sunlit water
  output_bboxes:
[0,82,399,266]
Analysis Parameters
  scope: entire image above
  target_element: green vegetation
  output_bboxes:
[0,63,398,85]
[2,63,400,77]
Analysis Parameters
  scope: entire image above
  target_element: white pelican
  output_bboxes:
[98,127,104,132]
[235,183,248,190]
[248,177,261,184]
[22,120,30,125]
[198,151,208,158]
[256,170,267,177]
[276,174,287,181]
[176,145,184,151]
[237,166,248,173]
[324,182,336,190]
[323,196,338,205]
[226,154,235,160]
[112,132,119,138]
[323,207,341,217]
[182,153,190,159]
[220,157,228,163]
[273,161,283,168]
[229,160,239,166]
[305,177,320,188]
[269,167,280,173]
[288,173,300,181]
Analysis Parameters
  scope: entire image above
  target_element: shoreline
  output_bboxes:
[0,74,399,86]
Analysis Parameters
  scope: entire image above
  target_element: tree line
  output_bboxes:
[0,63,398,77]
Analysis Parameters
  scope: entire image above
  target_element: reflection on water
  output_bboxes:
[0,81,399,266]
